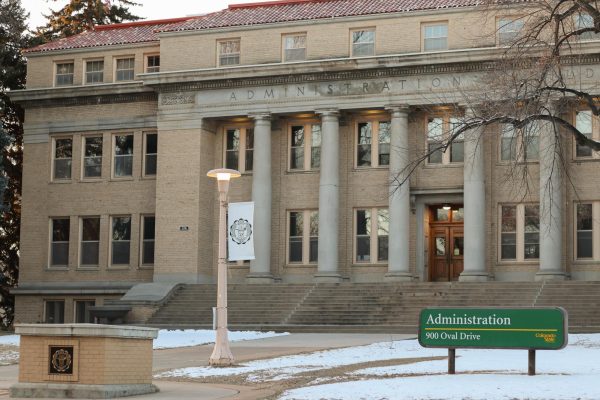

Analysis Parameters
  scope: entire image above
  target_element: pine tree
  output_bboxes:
[0,0,27,328]
[37,0,141,42]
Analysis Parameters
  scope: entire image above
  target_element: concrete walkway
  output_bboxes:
[0,333,415,400]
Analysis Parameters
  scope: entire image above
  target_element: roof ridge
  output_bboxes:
[94,17,192,31]
[228,0,338,9]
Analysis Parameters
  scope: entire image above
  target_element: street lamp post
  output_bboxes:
[207,168,241,367]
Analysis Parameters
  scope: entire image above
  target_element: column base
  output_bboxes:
[458,271,489,282]
[313,272,343,283]
[535,270,566,281]
[384,271,413,282]
[246,273,274,284]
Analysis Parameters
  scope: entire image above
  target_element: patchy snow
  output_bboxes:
[280,334,600,400]
[157,339,442,380]
[0,335,19,346]
[153,329,289,349]
[0,348,19,366]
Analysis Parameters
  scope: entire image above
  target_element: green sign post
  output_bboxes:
[418,307,568,375]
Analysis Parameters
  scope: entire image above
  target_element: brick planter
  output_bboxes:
[10,324,158,399]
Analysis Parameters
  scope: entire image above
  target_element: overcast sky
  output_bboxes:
[20,0,263,30]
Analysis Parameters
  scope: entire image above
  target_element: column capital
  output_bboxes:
[249,112,271,121]
[385,104,411,116]
[315,108,340,119]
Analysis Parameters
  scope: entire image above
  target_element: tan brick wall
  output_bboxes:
[19,336,152,385]
[26,45,160,89]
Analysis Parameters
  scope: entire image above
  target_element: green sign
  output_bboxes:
[419,307,568,350]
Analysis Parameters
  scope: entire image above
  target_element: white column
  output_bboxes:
[536,117,565,280]
[385,105,412,281]
[314,109,342,282]
[459,110,488,282]
[248,113,274,283]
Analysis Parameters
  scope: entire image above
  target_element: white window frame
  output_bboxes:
[498,204,540,262]
[497,17,524,45]
[498,124,539,163]
[140,214,155,267]
[52,136,73,181]
[143,132,157,177]
[55,61,74,86]
[422,22,448,52]
[426,116,464,165]
[287,210,318,265]
[574,202,600,261]
[223,125,253,173]
[350,28,375,57]
[282,33,307,62]
[218,38,241,67]
[49,217,70,268]
[110,215,132,267]
[114,56,135,82]
[574,110,600,159]
[79,216,100,268]
[145,54,160,73]
[354,207,389,264]
[288,122,321,171]
[574,13,600,41]
[81,135,103,179]
[355,119,391,168]
[84,58,104,84]
[112,133,134,178]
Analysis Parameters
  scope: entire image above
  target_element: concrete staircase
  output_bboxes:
[146,281,600,333]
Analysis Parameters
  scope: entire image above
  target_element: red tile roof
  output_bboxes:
[164,0,485,32]
[25,17,192,53]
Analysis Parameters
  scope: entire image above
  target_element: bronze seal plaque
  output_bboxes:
[49,346,74,374]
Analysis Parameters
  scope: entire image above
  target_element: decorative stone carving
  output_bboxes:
[160,93,195,106]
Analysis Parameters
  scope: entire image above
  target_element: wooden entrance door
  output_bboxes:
[429,204,464,281]
[430,226,464,281]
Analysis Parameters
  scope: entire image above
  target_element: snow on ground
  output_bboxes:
[279,334,600,400]
[0,335,19,346]
[157,338,447,381]
[153,329,288,349]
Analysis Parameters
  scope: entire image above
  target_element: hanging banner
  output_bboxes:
[228,201,255,261]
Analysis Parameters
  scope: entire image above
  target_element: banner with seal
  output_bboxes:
[228,201,255,261]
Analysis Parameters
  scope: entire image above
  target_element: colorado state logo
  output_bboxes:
[51,348,72,373]
[229,218,253,244]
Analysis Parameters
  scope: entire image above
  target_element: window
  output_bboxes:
[289,123,321,170]
[146,55,160,73]
[500,124,539,162]
[576,203,593,259]
[111,216,131,265]
[283,34,306,62]
[45,301,65,324]
[224,127,253,172]
[141,215,155,265]
[426,116,463,165]
[113,134,133,177]
[83,136,102,178]
[55,62,74,86]
[75,300,95,323]
[218,39,240,66]
[53,137,72,180]
[85,60,104,84]
[115,57,135,81]
[575,110,595,158]
[288,210,318,264]
[356,120,390,168]
[50,218,70,267]
[80,217,100,266]
[498,18,524,45]
[499,204,539,261]
[423,23,448,51]
[351,29,375,57]
[144,133,157,176]
[355,208,389,263]
[574,13,600,41]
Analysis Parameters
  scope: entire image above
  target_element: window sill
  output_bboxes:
[572,260,600,265]
[353,166,389,172]
[107,265,130,270]
[285,263,317,268]
[46,266,69,271]
[572,157,600,163]
[141,175,157,180]
[286,169,319,175]
[110,177,135,182]
[77,266,100,271]
[138,264,154,270]
[351,263,388,268]
[50,179,72,184]
[495,260,540,266]
[80,178,103,183]
[423,163,463,169]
